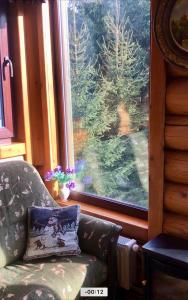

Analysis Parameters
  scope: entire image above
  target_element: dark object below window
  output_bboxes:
[143,234,188,300]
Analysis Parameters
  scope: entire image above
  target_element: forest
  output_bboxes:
[67,0,150,208]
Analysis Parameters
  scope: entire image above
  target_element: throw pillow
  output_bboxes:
[24,205,80,260]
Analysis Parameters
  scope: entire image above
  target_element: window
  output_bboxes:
[55,0,150,215]
[0,0,13,143]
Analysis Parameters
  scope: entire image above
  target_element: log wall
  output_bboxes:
[148,0,188,240]
[164,65,188,239]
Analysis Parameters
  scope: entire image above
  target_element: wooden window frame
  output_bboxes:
[0,1,13,143]
[51,0,148,221]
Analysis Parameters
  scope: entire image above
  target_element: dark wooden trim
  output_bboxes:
[59,199,148,242]
[8,1,33,162]
[0,0,13,141]
[70,191,148,220]
[148,0,166,239]
[50,0,74,170]
[0,137,11,145]
[50,0,66,170]
[0,127,13,139]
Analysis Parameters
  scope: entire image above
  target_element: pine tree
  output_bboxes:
[68,0,97,119]
[99,2,148,131]
[81,0,149,204]
[67,0,149,207]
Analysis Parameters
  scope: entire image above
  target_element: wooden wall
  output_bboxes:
[163,66,188,239]
[148,0,166,239]
[8,0,59,195]
[148,0,188,239]
[149,0,188,240]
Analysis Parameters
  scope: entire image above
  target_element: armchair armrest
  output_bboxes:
[78,213,122,299]
[78,213,122,262]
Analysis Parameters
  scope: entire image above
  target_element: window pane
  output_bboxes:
[68,0,150,208]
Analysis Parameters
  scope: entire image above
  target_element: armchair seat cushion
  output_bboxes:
[0,253,107,300]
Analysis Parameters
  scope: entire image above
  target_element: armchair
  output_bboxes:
[0,160,121,300]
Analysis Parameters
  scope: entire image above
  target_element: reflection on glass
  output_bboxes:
[68,0,150,208]
[0,66,4,128]
[171,0,188,51]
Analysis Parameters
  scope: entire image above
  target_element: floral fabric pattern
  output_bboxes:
[0,161,58,268]
[78,214,122,262]
[0,254,107,300]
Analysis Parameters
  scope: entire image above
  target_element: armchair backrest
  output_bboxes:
[0,160,57,268]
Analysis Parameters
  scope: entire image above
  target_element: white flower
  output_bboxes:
[35,289,42,297]
[8,196,15,206]
[0,217,5,226]
[5,183,9,189]
[7,294,15,298]
[67,285,72,292]
[22,189,29,194]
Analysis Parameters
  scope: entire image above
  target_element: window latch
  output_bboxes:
[3,56,14,80]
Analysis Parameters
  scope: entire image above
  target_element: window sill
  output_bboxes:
[0,142,26,159]
[57,199,148,242]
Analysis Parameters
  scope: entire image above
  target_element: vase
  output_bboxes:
[59,184,70,201]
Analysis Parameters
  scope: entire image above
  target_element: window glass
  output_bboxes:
[68,0,150,208]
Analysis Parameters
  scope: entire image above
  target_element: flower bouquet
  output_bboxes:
[44,160,92,201]
[44,165,75,201]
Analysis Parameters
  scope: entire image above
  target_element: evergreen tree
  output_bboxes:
[100,3,148,130]
[68,0,97,119]
[68,0,149,207]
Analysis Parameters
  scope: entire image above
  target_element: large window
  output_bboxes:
[59,0,150,210]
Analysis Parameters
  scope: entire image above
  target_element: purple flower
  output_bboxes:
[82,176,92,185]
[75,159,86,173]
[54,165,62,172]
[66,181,76,190]
[66,167,75,174]
[44,170,54,181]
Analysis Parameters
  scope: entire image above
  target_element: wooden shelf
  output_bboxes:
[57,199,148,242]
[0,142,26,159]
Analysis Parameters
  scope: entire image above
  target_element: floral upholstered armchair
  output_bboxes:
[0,160,122,300]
